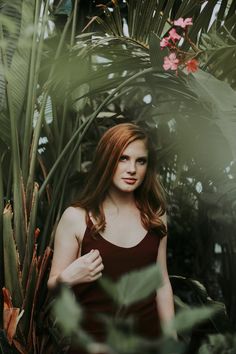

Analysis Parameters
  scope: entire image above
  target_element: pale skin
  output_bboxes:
[48,139,175,326]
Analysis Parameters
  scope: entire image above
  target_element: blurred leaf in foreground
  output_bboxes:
[163,305,221,336]
[52,285,82,337]
[99,263,163,307]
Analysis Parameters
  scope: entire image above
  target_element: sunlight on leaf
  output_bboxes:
[52,286,82,336]
[100,263,163,307]
[163,306,220,336]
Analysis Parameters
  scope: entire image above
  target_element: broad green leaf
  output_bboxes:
[0,2,21,110]
[100,263,163,307]
[6,0,35,122]
[189,70,236,160]
[149,32,168,70]
[52,286,82,336]
[163,306,220,336]
[106,324,147,354]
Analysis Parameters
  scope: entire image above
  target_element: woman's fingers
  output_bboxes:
[90,262,104,276]
[84,249,100,262]
[92,255,103,268]
[96,263,104,273]
[93,272,102,280]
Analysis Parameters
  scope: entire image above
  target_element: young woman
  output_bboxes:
[48,123,175,352]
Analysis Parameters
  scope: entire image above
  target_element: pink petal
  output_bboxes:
[174,18,185,27]
[160,37,170,48]
[163,62,171,70]
[169,53,178,61]
[169,28,181,41]
[174,17,193,28]
[184,18,193,26]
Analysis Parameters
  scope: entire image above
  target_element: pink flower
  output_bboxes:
[168,28,181,41]
[163,53,179,71]
[174,17,193,28]
[185,58,199,73]
[160,37,170,48]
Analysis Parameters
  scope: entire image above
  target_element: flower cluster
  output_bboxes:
[160,17,201,74]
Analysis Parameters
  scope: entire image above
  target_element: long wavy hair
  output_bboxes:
[72,123,167,236]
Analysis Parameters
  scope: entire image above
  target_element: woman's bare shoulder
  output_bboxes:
[58,206,87,238]
[62,206,86,222]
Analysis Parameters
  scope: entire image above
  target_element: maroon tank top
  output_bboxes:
[72,219,162,345]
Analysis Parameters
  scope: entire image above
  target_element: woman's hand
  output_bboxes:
[58,249,104,286]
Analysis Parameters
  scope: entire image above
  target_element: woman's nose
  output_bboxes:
[127,161,136,174]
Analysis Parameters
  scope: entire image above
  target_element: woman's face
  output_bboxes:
[111,139,148,193]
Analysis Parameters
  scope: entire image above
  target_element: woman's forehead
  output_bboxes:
[122,139,148,155]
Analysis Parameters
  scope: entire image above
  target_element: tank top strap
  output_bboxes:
[80,213,94,252]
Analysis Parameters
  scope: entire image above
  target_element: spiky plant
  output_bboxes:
[1,0,236,353]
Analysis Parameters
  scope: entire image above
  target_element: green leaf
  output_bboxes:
[3,204,23,308]
[149,32,167,70]
[52,286,82,336]
[21,253,38,337]
[0,111,10,147]
[106,324,147,354]
[189,69,236,160]
[22,183,39,288]
[163,306,220,335]
[6,0,35,122]
[99,263,163,307]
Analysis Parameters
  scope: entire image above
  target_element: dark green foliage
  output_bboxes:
[52,267,226,354]
[1,0,236,353]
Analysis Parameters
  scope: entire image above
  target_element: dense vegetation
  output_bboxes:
[0,0,236,353]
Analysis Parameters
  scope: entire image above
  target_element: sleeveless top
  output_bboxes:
[72,219,162,343]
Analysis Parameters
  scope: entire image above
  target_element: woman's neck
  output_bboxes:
[104,186,136,211]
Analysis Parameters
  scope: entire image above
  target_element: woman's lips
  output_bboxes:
[122,178,137,184]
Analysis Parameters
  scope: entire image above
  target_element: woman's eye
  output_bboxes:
[137,158,147,165]
[119,155,128,161]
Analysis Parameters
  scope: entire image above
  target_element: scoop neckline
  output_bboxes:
[88,219,149,249]
[96,230,149,249]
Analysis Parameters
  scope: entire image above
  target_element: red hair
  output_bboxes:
[73,123,167,236]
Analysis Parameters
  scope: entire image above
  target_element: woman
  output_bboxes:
[48,123,175,352]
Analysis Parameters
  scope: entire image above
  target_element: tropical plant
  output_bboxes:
[1,0,236,353]
[51,265,227,354]
[0,0,89,352]
[56,0,236,329]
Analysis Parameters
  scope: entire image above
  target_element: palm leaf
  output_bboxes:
[200,22,236,89]
[0,1,22,110]
[5,1,35,122]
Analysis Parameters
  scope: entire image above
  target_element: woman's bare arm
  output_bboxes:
[156,214,175,325]
[47,207,104,289]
